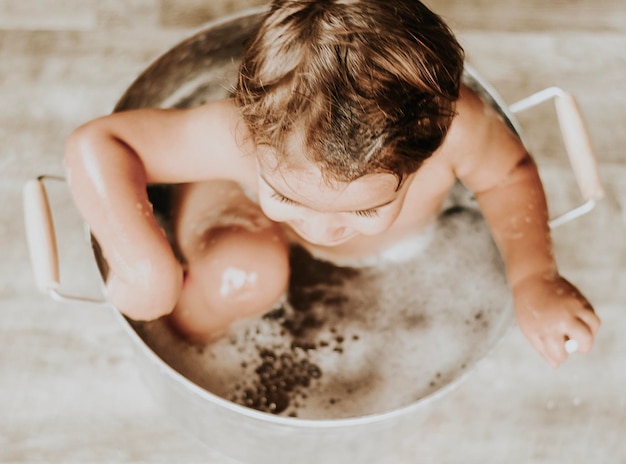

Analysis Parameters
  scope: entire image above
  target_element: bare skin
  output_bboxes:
[168,180,290,341]
[64,85,600,367]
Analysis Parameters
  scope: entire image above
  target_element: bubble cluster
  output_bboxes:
[233,348,322,414]
[225,254,362,416]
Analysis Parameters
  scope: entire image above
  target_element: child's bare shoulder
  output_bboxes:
[444,85,497,149]
[439,85,528,191]
[179,99,258,183]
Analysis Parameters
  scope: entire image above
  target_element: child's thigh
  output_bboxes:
[173,180,272,253]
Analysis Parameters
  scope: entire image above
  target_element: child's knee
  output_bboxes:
[168,223,290,341]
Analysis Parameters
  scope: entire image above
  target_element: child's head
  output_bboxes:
[235,0,464,185]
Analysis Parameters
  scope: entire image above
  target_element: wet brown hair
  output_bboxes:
[235,0,464,183]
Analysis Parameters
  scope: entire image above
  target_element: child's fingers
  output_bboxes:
[526,330,562,368]
[528,335,549,362]
[565,319,594,353]
[576,308,601,336]
[106,258,182,321]
[566,287,601,333]
[106,272,143,318]
[543,336,568,368]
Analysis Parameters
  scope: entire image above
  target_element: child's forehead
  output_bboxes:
[255,139,307,171]
[257,151,400,210]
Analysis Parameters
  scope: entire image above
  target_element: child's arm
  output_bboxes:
[64,100,251,320]
[446,86,600,368]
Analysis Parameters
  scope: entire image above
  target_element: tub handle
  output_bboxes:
[509,87,604,228]
[22,176,107,304]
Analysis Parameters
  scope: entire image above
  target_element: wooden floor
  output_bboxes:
[1,1,625,463]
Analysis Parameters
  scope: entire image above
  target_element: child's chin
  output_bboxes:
[293,231,358,247]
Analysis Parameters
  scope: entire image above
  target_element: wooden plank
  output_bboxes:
[0,0,97,30]
[159,0,267,28]
[427,0,626,33]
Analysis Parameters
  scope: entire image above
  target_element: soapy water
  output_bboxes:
[132,182,514,420]
[102,18,523,421]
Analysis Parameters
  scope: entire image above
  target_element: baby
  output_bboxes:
[64,0,599,367]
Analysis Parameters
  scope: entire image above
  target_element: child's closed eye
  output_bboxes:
[271,192,298,206]
[270,191,380,218]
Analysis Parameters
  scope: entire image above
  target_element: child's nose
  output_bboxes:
[296,213,348,243]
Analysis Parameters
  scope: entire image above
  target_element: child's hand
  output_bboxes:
[105,252,183,322]
[512,273,601,368]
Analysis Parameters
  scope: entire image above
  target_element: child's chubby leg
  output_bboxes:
[167,180,290,342]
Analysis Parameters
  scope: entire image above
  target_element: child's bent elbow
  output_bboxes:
[64,122,98,164]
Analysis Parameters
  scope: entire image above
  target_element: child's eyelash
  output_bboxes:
[271,191,379,217]
[271,192,297,205]
[354,209,379,218]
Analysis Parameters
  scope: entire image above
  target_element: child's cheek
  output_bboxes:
[352,216,396,236]
[258,199,291,223]
[363,223,392,236]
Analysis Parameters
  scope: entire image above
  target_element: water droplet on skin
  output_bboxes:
[220,267,258,297]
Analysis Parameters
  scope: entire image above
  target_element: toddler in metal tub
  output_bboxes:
[64,0,599,368]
